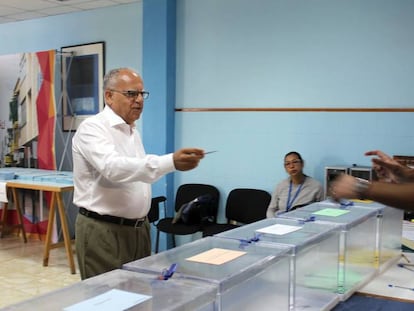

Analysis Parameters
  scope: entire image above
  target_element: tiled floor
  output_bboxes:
[0,234,80,309]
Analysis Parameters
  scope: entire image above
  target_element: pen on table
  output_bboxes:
[388,284,414,291]
[398,263,414,272]
[158,263,177,280]
[401,253,411,263]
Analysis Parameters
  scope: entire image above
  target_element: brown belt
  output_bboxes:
[79,207,146,228]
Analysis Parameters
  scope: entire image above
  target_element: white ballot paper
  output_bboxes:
[64,289,151,311]
[256,223,302,235]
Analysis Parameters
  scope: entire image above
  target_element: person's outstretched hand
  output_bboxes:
[173,148,205,171]
[365,150,411,183]
[329,174,358,200]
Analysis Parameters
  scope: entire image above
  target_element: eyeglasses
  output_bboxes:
[109,89,149,100]
[284,159,302,167]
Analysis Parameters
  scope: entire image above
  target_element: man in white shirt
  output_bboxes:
[72,67,204,279]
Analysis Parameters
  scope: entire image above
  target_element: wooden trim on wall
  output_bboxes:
[176,107,414,112]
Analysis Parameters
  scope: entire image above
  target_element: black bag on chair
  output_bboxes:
[172,194,216,225]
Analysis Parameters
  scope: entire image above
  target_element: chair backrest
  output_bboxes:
[148,196,166,223]
[174,183,220,221]
[225,188,271,224]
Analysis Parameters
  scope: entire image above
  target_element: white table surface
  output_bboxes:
[357,252,414,302]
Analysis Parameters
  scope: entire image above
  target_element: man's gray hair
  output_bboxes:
[103,67,138,90]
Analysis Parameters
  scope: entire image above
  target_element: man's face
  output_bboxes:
[105,70,145,125]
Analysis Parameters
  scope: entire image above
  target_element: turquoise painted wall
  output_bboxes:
[174,0,414,229]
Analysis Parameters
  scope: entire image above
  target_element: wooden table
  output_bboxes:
[0,187,27,242]
[357,252,414,302]
[6,180,76,274]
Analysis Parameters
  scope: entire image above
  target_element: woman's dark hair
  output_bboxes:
[284,151,303,162]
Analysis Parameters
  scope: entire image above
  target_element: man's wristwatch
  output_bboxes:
[354,178,371,199]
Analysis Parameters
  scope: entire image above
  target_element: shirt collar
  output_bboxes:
[103,105,136,130]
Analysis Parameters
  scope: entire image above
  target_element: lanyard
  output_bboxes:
[286,178,305,212]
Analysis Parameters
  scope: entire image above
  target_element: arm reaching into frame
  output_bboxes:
[365,150,414,183]
[330,174,414,211]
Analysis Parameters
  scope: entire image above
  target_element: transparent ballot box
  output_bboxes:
[281,201,379,300]
[5,269,217,311]
[216,218,341,311]
[351,200,403,271]
[123,236,292,311]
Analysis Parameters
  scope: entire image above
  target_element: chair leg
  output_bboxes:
[155,229,160,254]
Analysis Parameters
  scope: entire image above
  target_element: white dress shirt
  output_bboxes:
[72,106,175,219]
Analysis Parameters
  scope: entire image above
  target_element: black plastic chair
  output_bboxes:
[148,196,167,224]
[148,196,167,253]
[154,184,220,252]
[202,188,271,237]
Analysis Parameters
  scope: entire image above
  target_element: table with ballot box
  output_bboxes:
[5,199,404,311]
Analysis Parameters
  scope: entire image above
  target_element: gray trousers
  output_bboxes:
[75,213,151,280]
